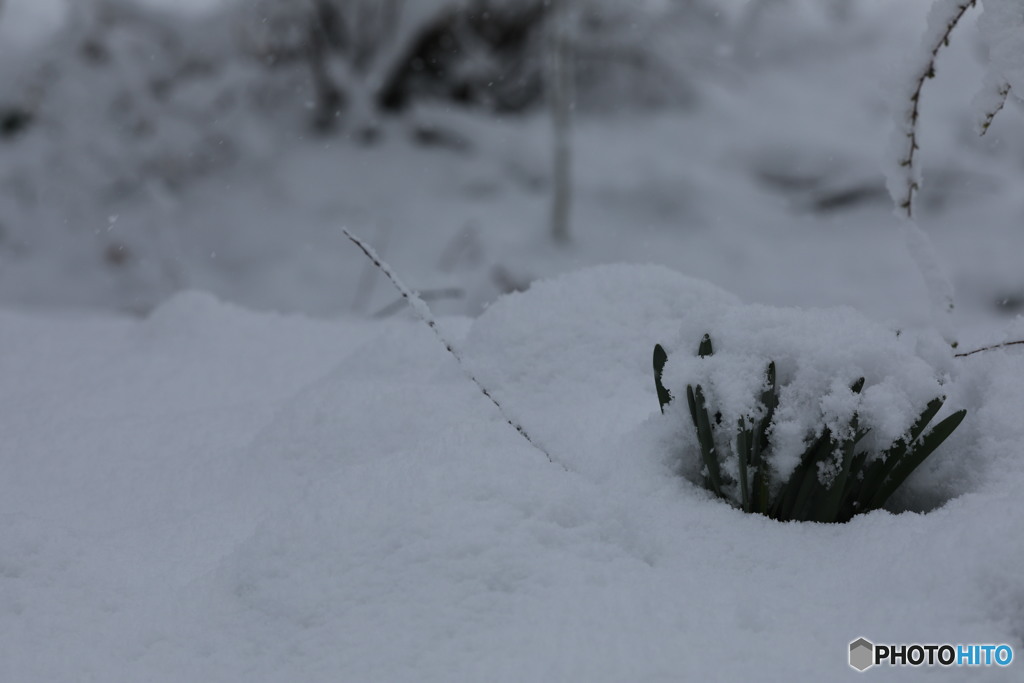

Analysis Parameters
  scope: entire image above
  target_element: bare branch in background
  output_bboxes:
[891,0,976,220]
[548,0,573,245]
[308,0,345,132]
[885,0,981,345]
[974,77,1010,136]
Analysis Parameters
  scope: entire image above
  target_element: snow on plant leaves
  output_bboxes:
[660,302,956,486]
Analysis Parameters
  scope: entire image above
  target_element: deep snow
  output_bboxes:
[3,0,1024,680]
[2,268,1023,681]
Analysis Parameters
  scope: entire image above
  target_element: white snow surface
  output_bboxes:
[3,0,1024,679]
[3,266,1023,681]
[978,0,1024,98]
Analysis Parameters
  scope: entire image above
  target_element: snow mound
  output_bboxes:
[462,263,738,471]
[190,264,1019,681]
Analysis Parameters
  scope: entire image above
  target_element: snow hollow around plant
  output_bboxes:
[3,265,1024,681]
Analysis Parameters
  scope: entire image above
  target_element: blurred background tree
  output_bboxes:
[0,0,1020,325]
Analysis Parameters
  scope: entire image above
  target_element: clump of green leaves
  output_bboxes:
[653,335,966,523]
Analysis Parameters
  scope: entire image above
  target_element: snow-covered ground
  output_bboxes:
[3,269,1023,681]
[3,0,1024,679]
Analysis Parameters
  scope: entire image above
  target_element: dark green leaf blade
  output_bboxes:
[856,397,945,512]
[790,432,835,522]
[772,430,829,520]
[736,418,752,512]
[698,334,714,358]
[653,344,672,413]
[751,362,777,515]
[869,409,967,510]
[816,419,865,523]
[690,384,723,498]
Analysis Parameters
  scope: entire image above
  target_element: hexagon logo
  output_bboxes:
[850,637,874,672]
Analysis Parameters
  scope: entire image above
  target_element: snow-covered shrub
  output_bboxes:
[0,0,257,308]
[237,0,726,131]
[1,0,249,189]
[238,0,553,134]
[653,316,966,523]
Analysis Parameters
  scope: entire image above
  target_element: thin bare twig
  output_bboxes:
[343,229,563,468]
[896,0,976,219]
[548,0,573,245]
[955,339,1024,358]
[977,80,1011,136]
[350,221,392,313]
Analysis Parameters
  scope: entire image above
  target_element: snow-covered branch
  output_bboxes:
[889,0,976,220]
[973,76,1010,135]
[887,0,1024,340]
[892,0,1024,214]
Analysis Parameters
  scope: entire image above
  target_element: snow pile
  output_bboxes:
[658,302,958,485]
[2,265,1024,680]
[461,264,739,472]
